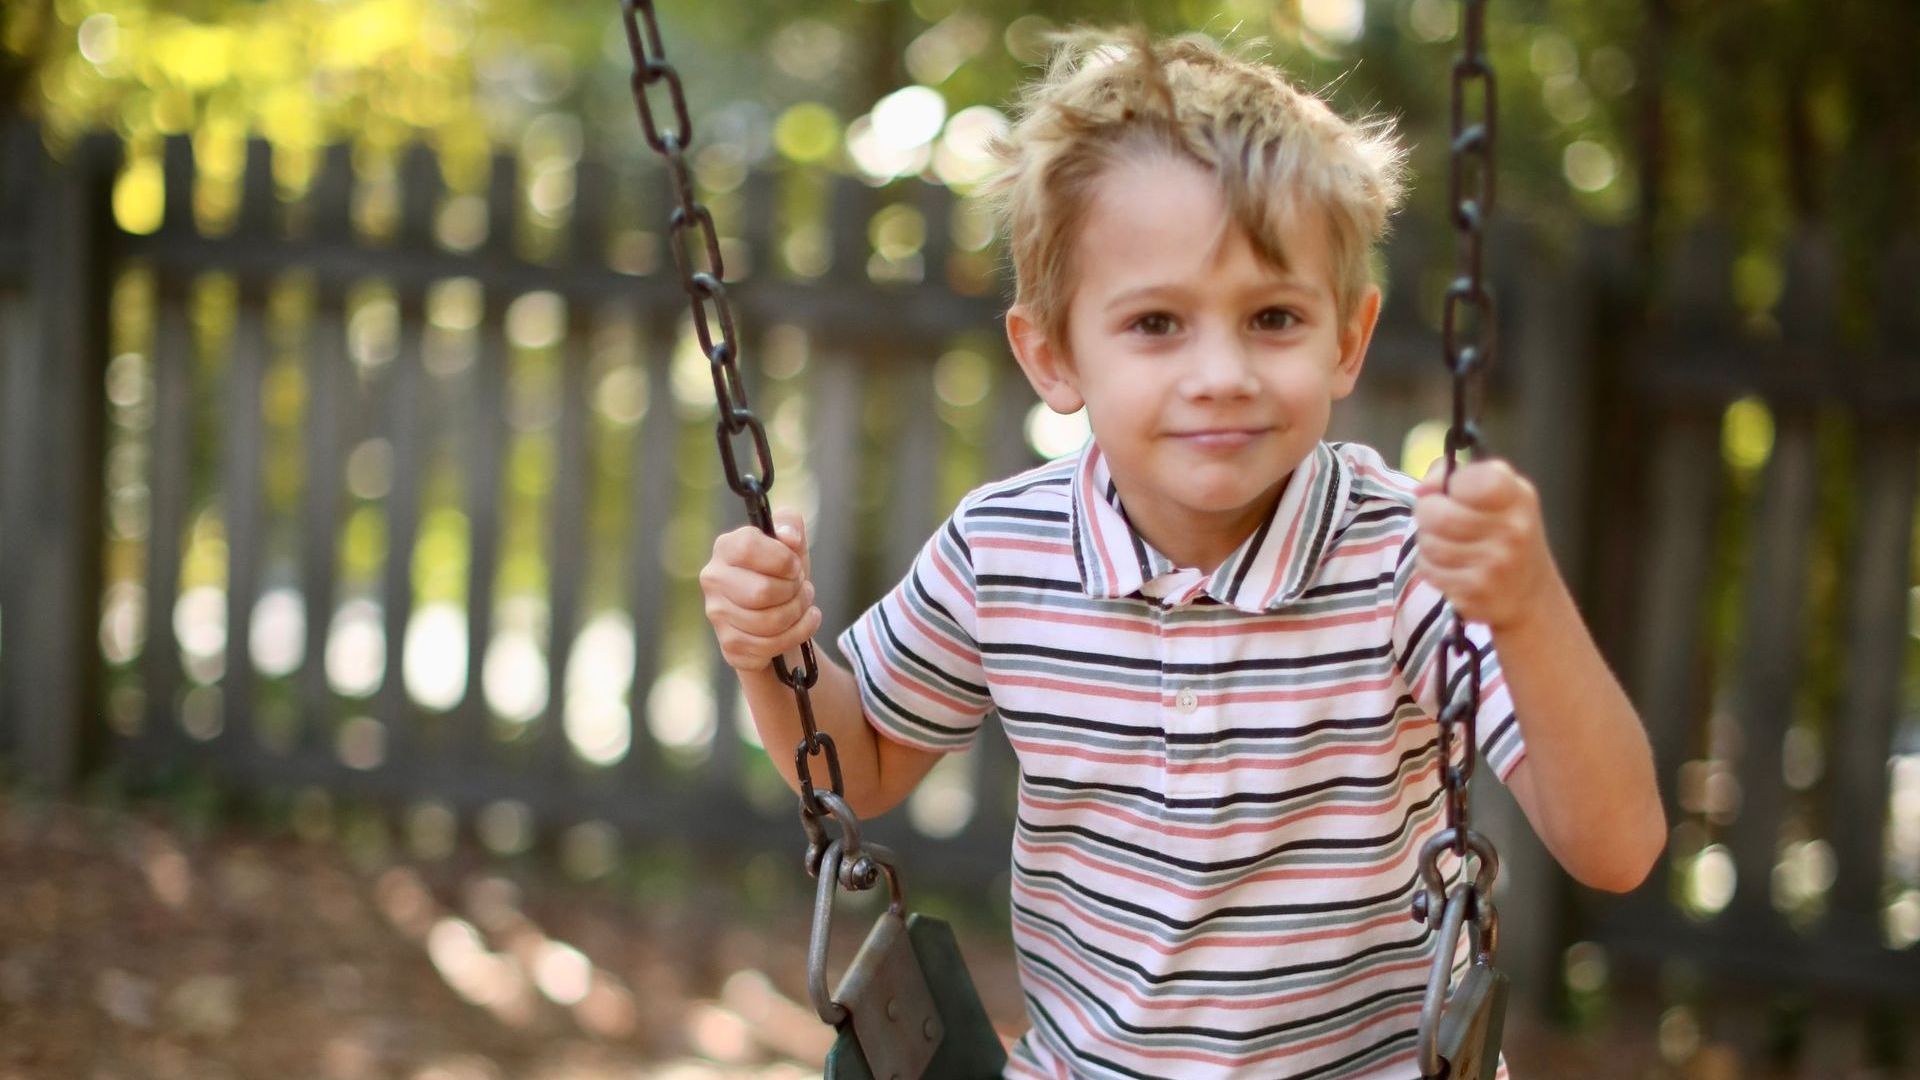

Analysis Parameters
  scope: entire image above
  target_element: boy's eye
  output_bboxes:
[1129,312,1179,336]
[1252,307,1300,332]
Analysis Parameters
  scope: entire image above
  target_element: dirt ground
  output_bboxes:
[0,792,1897,1080]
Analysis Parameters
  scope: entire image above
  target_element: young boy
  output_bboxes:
[700,30,1666,1079]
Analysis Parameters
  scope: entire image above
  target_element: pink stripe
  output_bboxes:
[1015,834,1389,897]
[997,673,1159,701]
[977,603,1158,634]
[979,601,1391,634]
[1332,533,1402,558]
[928,545,976,615]
[1351,460,1418,493]
[1017,955,1427,1068]
[1190,674,1399,705]
[896,596,978,667]
[1014,882,1425,967]
[858,621,976,717]
[1078,446,1123,592]
[1006,737,1164,768]
[974,537,1076,556]
[1021,760,1442,841]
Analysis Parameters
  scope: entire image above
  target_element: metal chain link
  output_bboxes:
[1417,0,1501,918]
[616,0,842,832]
[1414,6,1505,1075]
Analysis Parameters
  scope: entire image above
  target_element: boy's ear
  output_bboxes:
[1331,284,1382,401]
[1005,305,1085,415]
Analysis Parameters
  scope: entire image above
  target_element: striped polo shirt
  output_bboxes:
[838,438,1528,1079]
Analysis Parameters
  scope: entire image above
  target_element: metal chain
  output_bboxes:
[1418,0,1500,912]
[615,0,844,832]
[1413,7,1504,1075]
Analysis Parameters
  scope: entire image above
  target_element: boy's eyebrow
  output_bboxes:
[1102,278,1327,311]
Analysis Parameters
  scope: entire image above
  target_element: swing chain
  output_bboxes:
[616,0,841,823]
[1424,0,1499,878]
[1416,1,1505,1075]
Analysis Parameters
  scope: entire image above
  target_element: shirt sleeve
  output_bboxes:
[834,506,993,754]
[1390,529,1529,783]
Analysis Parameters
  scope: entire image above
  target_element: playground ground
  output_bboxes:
[0,793,1811,1080]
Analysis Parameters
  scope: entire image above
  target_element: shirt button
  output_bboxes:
[1174,688,1198,713]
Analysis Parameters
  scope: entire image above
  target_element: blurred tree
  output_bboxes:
[2,0,1913,303]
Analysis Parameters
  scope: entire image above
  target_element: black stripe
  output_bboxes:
[1017,783,1443,873]
[1484,709,1519,759]
[980,639,1163,670]
[1300,571,1395,598]
[1162,703,1410,746]
[1015,942,1427,1045]
[963,504,1068,524]
[874,601,989,699]
[1349,504,1411,526]
[906,565,968,640]
[940,515,971,562]
[1105,477,1156,585]
[851,660,977,738]
[1011,857,1430,929]
[978,473,1071,502]
[982,638,1387,674]
[1397,594,1446,675]
[1012,900,1432,985]
[1024,738,1441,808]
[998,703,1169,739]
[1224,504,1276,602]
[999,701,1405,745]
[1282,450,1343,604]
[1070,509,1096,596]
[1159,641,1391,674]
[1016,992,1426,1080]
[976,572,1086,593]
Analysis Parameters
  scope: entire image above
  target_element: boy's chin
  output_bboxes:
[1173,481,1288,517]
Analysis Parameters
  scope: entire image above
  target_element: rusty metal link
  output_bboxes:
[616,0,846,839]
[1418,0,1503,968]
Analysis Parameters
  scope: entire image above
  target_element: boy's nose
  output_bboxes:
[1181,337,1259,399]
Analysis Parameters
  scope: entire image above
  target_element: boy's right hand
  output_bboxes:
[699,507,823,674]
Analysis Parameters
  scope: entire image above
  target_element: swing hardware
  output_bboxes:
[1416,880,1508,1080]
[1416,0,1512,1072]
[614,0,841,809]
[615,6,1006,1077]
[810,837,944,1080]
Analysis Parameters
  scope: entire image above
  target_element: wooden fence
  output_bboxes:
[0,118,1916,1072]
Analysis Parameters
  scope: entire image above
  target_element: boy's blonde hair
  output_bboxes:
[984,29,1408,346]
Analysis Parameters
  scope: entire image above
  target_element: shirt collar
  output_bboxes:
[1068,439,1351,613]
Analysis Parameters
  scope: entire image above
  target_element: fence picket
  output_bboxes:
[624,307,679,781]
[1724,411,1820,932]
[140,272,193,755]
[297,145,353,757]
[1828,424,1917,924]
[456,157,518,763]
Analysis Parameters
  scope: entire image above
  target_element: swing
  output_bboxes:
[613,3,1512,1077]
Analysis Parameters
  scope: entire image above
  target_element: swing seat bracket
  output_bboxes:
[837,911,945,1080]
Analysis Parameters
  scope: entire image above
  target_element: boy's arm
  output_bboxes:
[1414,459,1667,894]
[1487,574,1667,893]
[737,655,946,819]
[703,506,954,820]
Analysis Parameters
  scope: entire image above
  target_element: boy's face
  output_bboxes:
[1007,154,1381,568]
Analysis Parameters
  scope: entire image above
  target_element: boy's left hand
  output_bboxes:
[1413,457,1557,633]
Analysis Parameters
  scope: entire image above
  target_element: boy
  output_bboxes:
[700,30,1666,1079]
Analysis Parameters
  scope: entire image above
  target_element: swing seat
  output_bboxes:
[824,914,1008,1080]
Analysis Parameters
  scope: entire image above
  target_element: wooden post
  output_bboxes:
[10,134,118,790]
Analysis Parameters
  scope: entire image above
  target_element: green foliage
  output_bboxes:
[5,0,1912,257]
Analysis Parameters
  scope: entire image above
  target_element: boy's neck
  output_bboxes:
[1107,466,1294,577]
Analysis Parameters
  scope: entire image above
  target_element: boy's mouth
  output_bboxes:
[1170,427,1271,450]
